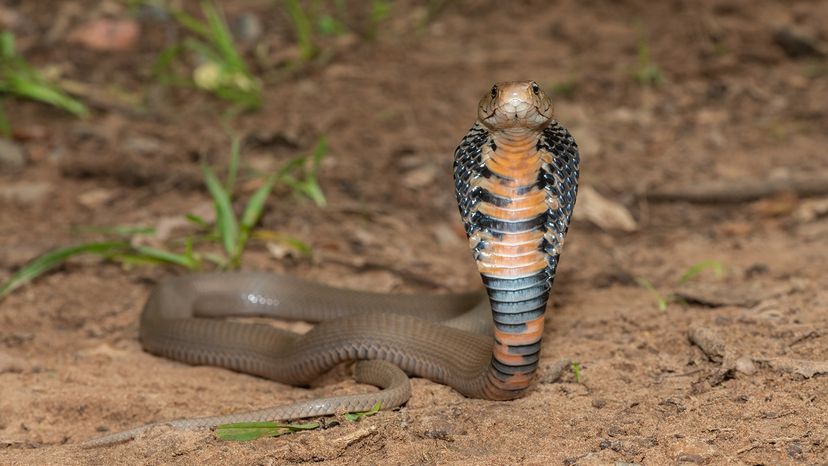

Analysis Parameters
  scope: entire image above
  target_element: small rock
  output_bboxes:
[676,453,704,463]
[0,138,25,170]
[774,27,826,58]
[541,358,571,384]
[0,182,52,205]
[68,18,140,51]
[422,429,451,441]
[787,442,803,459]
[600,439,623,452]
[591,398,607,409]
[607,425,623,437]
[734,356,756,375]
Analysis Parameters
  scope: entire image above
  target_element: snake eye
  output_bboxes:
[490,85,498,99]
[531,82,540,95]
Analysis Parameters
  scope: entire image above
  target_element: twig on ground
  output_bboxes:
[646,174,828,203]
[688,325,726,363]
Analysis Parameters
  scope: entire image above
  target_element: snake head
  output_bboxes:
[477,81,553,131]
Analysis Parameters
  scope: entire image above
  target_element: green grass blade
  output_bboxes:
[215,421,320,441]
[9,77,87,116]
[0,242,129,299]
[152,43,186,83]
[571,361,582,383]
[241,175,276,232]
[284,0,316,61]
[202,1,246,72]
[73,225,156,237]
[0,31,14,58]
[202,164,239,260]
[679,260,725,284]
[343,401,381,422]
[185,213,209,228]
[169,6,212,38]
[131,246,201,270]
[635,277,668,311]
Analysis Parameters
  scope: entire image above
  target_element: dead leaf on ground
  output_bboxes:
[750,192,799,217]
[572,185,638,232]
[794,197,828,222]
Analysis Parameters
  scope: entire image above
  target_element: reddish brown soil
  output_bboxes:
[1,1,827,464]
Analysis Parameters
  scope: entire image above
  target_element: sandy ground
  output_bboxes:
[1,1,827,464]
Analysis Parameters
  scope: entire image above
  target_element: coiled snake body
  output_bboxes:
[85,81,579,446]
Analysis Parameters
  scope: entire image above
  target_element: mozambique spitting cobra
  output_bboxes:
[85,80,579,446]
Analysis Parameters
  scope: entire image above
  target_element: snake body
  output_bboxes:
[84,81,579,446]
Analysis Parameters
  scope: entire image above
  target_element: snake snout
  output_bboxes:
[479,81,553,130]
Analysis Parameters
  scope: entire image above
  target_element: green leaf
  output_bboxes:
[635,277,668,311]
[240,175,276,232]
[202,164,239,261]
[169,7,212,38]
[0,242,129,299]
[0,31,87,117]
[277,136,328,207]
[73,225,156,237]
[571,361,582,384]
[185,213,209,228]
[0,31,14,58]
[215,421,320,441]
[679,260,725,284]
[343,401,381,422]
[131,246,201,270]
[283,0,316,61]
[202,1,246,72]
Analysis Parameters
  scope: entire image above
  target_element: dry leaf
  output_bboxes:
[573,185,638,232]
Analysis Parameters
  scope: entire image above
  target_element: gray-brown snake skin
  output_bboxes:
[83,81,579,447]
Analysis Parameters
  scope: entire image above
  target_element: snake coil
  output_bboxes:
[83,81,579,447]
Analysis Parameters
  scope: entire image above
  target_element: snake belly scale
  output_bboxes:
[84,81,579,446]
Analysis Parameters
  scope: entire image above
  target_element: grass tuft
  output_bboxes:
[0,135,328,300]
[152,1,261,110]
[679,259,725,284]
[636,259,726,311]
[0,31,87,135]
[571,361,582,384]
[633,26,663,86]
[215,401,382,442]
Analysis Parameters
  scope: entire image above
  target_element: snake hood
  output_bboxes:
[478,80,553,131]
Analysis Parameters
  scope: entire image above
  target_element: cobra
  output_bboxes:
[85,80,580,446]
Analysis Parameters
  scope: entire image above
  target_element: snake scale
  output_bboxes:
[84,81,580,446]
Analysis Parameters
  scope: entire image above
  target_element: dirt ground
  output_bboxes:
[2,0,827,464]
